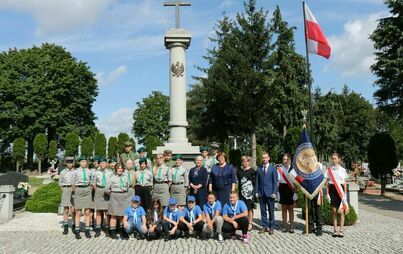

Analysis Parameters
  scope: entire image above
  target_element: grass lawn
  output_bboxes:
[28,176,44,187]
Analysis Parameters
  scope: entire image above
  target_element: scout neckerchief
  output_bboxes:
[101,170,107,187]
[153,209,159,223]
[140,170,145,185]
[119,175,124,188]
[207,201,216,218]
[173,167,179,182]
[278,165,295,192]
[132,206,138,224]
[327,166,349,214]
[157,166,162,180]
[202,158,207,168]
[187,207,195,223]
[82,168,87,183]
[127,171,132,186]
[168,207,178,225]
[230,201,238,217]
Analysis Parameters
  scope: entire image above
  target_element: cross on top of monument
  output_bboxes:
[163,0,191,29]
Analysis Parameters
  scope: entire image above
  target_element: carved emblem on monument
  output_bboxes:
[171,61,184,77]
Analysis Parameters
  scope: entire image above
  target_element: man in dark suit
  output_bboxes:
[255,152,278,234]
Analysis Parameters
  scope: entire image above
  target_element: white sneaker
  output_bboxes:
[218,234,224,243]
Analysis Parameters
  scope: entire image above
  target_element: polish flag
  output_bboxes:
[304,4,331,59]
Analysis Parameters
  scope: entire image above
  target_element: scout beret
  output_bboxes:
[99,157,107,163]
[124,141,133,147]
[108,157,117,163]
[172,154,183,160]
[210,143,219,149]
[137,147,146,153]
[199,146,209,152]
[77,155,87,161]
[139,157,148,164]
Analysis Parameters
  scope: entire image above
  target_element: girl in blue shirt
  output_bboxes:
[202,192,224,242]
[222,192,250,243]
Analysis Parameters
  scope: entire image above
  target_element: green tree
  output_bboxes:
[107,136,118,158]
[64,132,80,157]
[81,137,94,158]
[33,133,47,173]
[94,133,106,157]
[48,140,57,161]
[370,0,403,119]
[283,127,301,155]
[368,132,398,195]
[117,133,130,154]
[132,91,169,144]
[0,43,98,168]
[144,136,162,158]
[12,138,26,172]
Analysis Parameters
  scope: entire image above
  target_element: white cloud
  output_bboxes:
[328,12,386,77]
[0,0,113,36]
[96,65,127,86]
[220,0,236,9]
[96,108,133,138]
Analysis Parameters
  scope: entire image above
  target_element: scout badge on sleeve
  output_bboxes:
[290,128,326,203]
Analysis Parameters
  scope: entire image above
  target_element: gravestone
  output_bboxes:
[153,1,200,169]
[0,171,29,189]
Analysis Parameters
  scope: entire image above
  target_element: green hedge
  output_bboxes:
[296,189,358,226]
[25,182,62,213]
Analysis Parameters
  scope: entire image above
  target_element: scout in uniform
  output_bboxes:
[170,154,189,209]
[152,153,172,207]
[210,143,219,165]
[146,198,167,240]
[89,156,100,231]
[178,196,205,237]
[222,192,250,243]
[277,153,297,233]
[200,146,213,173]
[108,157,117,171]
[325,153,349,238]
[162,197,182,241]
[120,141,138,165]
[134,147,152,171]
[124,159,135,202]
[163,149,175,168]
[134,157,153,211]
[72,156,93,239]
[92,157,113,237]
[105,163,129,240]
[123,195,148,240]
[202,192,224,242]
[59,156,76,235]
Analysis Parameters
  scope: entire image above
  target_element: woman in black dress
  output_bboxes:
[208,152,237,206]
[237,155,256,231]
[189,156,209,208]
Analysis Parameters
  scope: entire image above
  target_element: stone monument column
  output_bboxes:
[153,1,199,169]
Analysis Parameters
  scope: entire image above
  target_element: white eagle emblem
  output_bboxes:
[171,61,184,77]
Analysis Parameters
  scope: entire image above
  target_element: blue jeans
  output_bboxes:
[259,194,275,229]
[125,221,147,236]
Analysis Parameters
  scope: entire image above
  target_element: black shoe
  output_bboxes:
[94,229,101,238]
[105,229,111,238]
[201,231,208,240]
[75,232,82,239]
[316,229,322,236]
[85,230,91,239]
[72,225,76,234]
[110,230,119,240]
[121,231,129,240]
[63,225,68,235]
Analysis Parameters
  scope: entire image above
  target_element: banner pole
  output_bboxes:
[306,196,309,239]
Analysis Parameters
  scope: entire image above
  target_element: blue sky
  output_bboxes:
[0,0,388,137]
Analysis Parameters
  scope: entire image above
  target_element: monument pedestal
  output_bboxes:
[153,28,199,169]
[0,185,15,223]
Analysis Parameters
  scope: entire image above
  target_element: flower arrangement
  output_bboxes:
[52,175,60,181]
[16,182,31,199]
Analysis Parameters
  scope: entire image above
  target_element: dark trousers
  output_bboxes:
[308,197,322,231]
[259,194,275,229]
[222,217,249,235]
[148,220,165,239]
[178,220,204,232]
[161,220,181,237]
[135,186,151,211]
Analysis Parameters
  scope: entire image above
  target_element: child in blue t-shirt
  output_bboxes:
[202,192,224,242]
[123,195,148,239]
[178,196,204,236]
[162,197,182,240]
[222,192,250,243]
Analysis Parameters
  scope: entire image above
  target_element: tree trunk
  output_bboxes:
[251,132,257,168]
[381,175,386,196]
[38,158,42,174]
[27,139,34,170]
[16,161,20,172]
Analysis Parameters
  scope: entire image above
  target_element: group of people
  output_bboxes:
[59,141,349,243]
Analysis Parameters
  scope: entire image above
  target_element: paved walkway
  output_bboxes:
[0,207,402,254]
[359,193,403,220]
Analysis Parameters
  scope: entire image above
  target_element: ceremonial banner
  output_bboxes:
[290,128,326,200]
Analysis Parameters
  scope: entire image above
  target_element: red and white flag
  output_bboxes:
[304,3,331,59]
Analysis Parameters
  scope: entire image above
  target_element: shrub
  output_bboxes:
[25,182,62,213]
[296,189,357,226]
